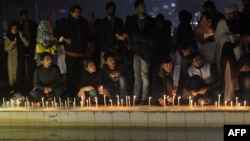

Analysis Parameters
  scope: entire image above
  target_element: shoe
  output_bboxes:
[198,98,211,105]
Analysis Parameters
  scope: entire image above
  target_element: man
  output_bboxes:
[30,52,63,101]
[53,4,93,98]
[125,0,156,105]
[182,53,222,105]
[99,1,124,67]
[224,4,250,37]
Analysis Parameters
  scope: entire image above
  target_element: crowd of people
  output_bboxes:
[3,0,250,106]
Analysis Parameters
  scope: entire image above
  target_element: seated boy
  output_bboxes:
[30,52,63,101]
[77,59,103,105]
[102,51,131,102]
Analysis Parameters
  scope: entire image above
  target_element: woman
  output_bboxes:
[214,19,241,102]
[195,14,216,63]
[4,21,30,94]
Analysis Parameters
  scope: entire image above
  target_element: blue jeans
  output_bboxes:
[30,87,63,101]
[133,55,150,101]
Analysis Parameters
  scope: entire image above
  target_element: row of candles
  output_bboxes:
[1,94,248,108]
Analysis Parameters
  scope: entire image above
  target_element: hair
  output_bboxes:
[202,0,216,10]
[178,10,192,22]
[105,1,116,10]
[69,4,82,12]
[40,52,52,61]
[103,51,115,61]
[19,10,28,16]
[134,0,144,8]
[160,56,172,65]
[83,59,95,69]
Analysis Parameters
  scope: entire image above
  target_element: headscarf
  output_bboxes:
[6,21,19,41]
[196,15,214,34]
[36,19,52,47]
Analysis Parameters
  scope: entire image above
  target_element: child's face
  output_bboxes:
[86,61,96,73]
[42,55,52,68]
[106,56,116,69]
[161,62,173,74]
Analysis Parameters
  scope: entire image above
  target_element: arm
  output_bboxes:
[4,37,16,52]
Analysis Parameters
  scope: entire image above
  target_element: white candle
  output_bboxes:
[172,95,175,106]
[244,101,247,108]
[178,96,181,107]
[121,99,123,107]
[103,95,106,107]
[163,95,166,107]
[89,97,91,107]
[117,95,120,107]
[110,99,112,107]
[189,96,192,107]
[59,97,62,107]
[133,95,136,106]
[149,96,151,107]
[190,99,193,107]
[215,101,217,107]
[218,94,221,107]
[65,100,67,108]
[201,100,204,107]
[128,96,130,107]
[95,97,98,107]
[42,97,44,108]
[86,99,89,107]
[67,97,70,107]
[3,97,5,106]
[55,102,58,108]
[236,97,238,107]
[54,97,56,104]
[51,101,54,108]
[225,101,227,107]
[230,101,233,107]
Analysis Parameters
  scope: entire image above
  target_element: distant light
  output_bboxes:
[163,5,169,9]
[171,3,176,7]
[59,9,67,14]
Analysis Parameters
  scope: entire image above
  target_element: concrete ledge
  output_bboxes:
[0,106,249,127]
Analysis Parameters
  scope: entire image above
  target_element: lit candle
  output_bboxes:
[190,99,193,107]
[133,95,136,106]
[59,97,62,107]
[67,97,70,107]
[110,99,112,107]
[16,100,20,107]
[128,96,130,107]
[215,101,217,107]
[42,97,44,108]
[244,101,247,108]
[24,102,27,108]
[238,102,241,107]
[86,99,89,107]
[218,94,221,107]
[178,96,181,107]
[95,97,98,107]
[149,96,152,107]
[126,96,128,107]
[6,101,10,108]
[2,97,5,106]
[51,101,54,108]
[189,96,192,107]
[117,95,120,107]
[163,95,166,107]
[230,101,233,108]
[103,95,106,107]
[172,95,175,107]
[225,101,227,107]
[46,101,48,108]
[236,97,238,107]
[201,100,204,107]
[121,99,123,107]
[89,97,91,107]
[65,100,67,108]
[54,97,56,104]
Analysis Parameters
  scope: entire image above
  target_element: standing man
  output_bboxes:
[53,4,93,98]
[126,0,156,105]
[99,1,124,67]
[17,10,37,91]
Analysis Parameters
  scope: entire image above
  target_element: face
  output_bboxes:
[85,61,96,73]
[71,9,81,19]
[10,26,18,35]
[106,6,116,17]
[42,55,52,68]
[226,12,237,20]
[161,62,173,74]
[106,56,116,69]
[192,56,204,69]
[136,3,146,16]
